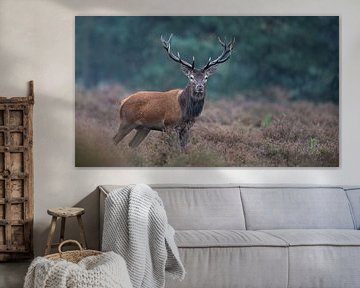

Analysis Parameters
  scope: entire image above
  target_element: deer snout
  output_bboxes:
[195,84,204,93]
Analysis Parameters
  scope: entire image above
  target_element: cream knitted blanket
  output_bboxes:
[24,251,132,288]
[102,184,185,288]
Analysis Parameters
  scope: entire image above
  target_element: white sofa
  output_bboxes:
[99,184,360,288]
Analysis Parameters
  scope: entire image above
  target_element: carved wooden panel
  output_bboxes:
[0,81,34,261]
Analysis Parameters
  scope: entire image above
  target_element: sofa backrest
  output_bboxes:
[153,185,246,230]
[240,186,355,230]
[100,184,358,232]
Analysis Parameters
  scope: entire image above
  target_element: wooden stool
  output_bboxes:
[45,207,87,255]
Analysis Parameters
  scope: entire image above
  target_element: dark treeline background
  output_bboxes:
[75,16,339,103]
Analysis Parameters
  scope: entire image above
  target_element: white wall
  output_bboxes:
[0,0,359,256]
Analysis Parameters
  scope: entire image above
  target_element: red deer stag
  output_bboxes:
[113,34,235,150]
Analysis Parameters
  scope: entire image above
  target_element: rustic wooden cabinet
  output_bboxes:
[0,81,34,261]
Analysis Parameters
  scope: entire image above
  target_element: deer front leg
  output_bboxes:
[113,122,137,144]
[129,127,150,148]
[178,121,194,152]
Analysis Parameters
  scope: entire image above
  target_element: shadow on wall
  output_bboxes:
[0,0,232,257]
[70,188,100,250]
[54,0,185,14]
[32,94,76,256]
[38,188,100,256]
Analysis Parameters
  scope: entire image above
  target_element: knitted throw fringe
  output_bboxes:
[102,184,185,288]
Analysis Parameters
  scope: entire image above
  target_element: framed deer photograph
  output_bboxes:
[75,16,339,167]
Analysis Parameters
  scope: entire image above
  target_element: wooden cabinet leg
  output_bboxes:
[45,216,57,255]
[60,217,66,243]
[77,215,87,249]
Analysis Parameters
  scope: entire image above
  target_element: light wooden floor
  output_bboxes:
[0,261,30,288]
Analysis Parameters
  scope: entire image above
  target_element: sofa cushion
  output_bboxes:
[241,187,355,230]
[175,230,287,248]
[165,246,288,288]
[261,230,360,288]
[345,188,360,229]
[154,186,246,230]
[287,246,360,288]
[262,229,360,246]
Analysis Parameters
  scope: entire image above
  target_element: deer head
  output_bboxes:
[161,34,235,100]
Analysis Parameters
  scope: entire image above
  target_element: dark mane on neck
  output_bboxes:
[179,85,205,121]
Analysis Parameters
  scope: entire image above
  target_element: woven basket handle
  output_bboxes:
[58,240,83,255]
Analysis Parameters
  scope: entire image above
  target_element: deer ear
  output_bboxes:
[205,65,218,76]
[180,64,192,76]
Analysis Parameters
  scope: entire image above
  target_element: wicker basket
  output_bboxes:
[45,240,102,263]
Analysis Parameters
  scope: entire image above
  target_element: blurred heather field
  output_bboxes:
[75,16,339,167]
[75,85,338,167]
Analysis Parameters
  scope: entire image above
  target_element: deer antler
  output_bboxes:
[161,34,195,70]
[202,37,235,71]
